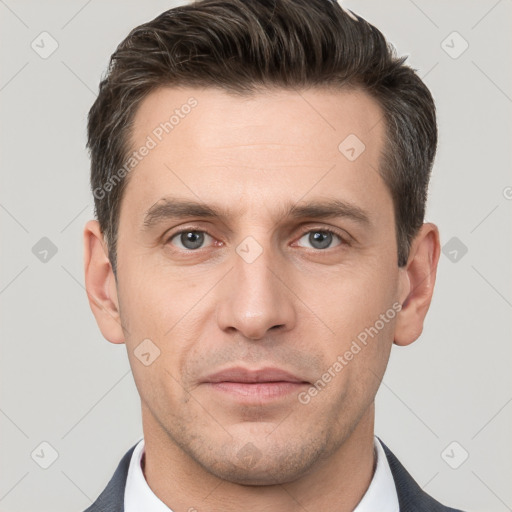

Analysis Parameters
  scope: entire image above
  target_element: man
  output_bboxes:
[82,0,464,510]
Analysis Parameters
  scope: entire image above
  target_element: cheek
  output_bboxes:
[118,260,193,337]
[303,312,395,429]
[129,357,195,429]
[305,260,399,340]
[301,262,398,404]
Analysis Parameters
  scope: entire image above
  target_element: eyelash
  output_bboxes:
[164,225,350,251]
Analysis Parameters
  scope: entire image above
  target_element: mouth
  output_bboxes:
[202,367,310,401]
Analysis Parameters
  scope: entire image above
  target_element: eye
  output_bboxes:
[165,227,347,253]
[168,230,214,250]
[296,228,344,250]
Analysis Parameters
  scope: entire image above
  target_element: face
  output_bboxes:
[104,86,406,484]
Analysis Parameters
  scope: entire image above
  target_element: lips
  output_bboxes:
[201,367,310,402]
[203,366,309,384]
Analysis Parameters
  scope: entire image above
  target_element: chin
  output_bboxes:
[190,436,326,486]
[206,459,310,486]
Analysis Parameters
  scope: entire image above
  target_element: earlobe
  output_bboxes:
[83,220,125,344]
[394,223,440,347]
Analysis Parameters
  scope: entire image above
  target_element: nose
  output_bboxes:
[215,242,297,341]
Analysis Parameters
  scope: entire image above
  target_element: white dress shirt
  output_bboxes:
[124,436,399,511]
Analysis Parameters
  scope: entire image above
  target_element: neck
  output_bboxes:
[141,403,376,512]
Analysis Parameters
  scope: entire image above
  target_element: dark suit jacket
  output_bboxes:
[84,438,465,511]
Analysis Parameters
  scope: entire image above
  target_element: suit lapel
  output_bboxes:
[83,443,138,512]
[378,437,463,512]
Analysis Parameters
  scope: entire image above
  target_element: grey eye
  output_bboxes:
[170,231,212,250]
[297,230,342,250]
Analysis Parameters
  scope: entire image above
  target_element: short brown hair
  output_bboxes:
[87,0,437,275]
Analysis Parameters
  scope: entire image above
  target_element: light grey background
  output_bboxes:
[0,1,510,511]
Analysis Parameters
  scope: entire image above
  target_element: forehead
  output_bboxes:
[131,85,383,155]
[121,86,390,227]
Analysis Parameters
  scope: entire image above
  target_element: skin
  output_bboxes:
[84,86,440,512]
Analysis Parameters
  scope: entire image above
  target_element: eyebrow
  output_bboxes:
[142,196,371,230]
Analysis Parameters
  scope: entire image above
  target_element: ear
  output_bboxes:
[83,220,125,344]
[394,223,440,346]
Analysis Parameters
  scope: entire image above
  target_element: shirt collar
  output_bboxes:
[124,436,399,512]
[355,437,399,511]
[124,437,171,512]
